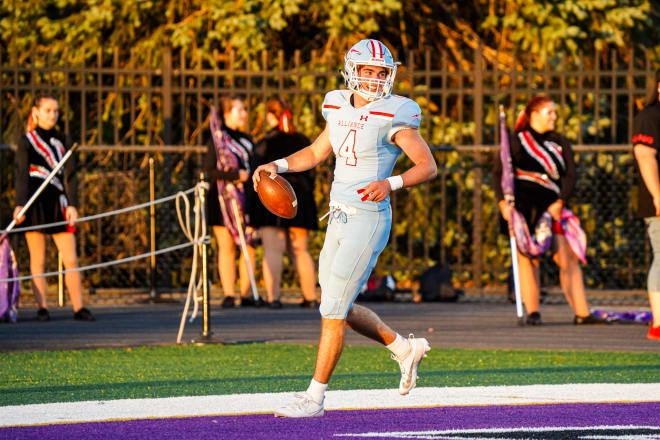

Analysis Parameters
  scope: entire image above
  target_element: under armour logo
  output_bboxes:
[360,115,368,121]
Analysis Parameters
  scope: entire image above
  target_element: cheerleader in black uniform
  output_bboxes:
[494,95,604,326]
[204,96,258,308]
[252,98,319,309]
[13,94,94,322]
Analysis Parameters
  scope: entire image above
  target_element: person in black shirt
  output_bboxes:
[252,98,319,309]
[13,93,94,322]
[494,95,603,326]
[632,68,660,340]
[204,96,258,308]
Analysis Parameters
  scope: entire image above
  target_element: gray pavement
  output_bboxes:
[1,299,658,353]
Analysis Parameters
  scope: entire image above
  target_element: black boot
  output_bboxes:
[525,311,542,326]
[73,307,95,321]
[574,313,609,325]
[36,308,50,322]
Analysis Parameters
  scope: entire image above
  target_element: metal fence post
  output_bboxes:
[141,155,181,305]
[192,173,222,344]
[162,46,173,145]
[58,252,65,307]
[472,45,484,288]
[149,157,157,300]
[200,227,211,337]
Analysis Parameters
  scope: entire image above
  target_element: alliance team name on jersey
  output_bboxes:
[336,119,366,130]
[334,112,396,130]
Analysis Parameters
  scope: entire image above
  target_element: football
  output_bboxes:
[256,171,298,219]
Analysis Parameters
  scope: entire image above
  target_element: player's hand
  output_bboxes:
[252,163,278,191]
[498,200,512,222]
[357,180,391,203]
[65,206,79,226]
[13,206,25,225]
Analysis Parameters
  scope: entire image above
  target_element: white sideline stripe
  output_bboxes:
[335,425,660,437]
[1,383,659,427]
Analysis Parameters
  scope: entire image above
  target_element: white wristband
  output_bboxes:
[386,175,404,191]
[273,159,289,173]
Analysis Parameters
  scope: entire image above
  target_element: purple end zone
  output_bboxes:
[3,402,660,440]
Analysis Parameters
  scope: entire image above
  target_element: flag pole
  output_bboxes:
[509,231,524,325]
[218,197,259,302]
[229,198,259,302]
[499,107,524,325]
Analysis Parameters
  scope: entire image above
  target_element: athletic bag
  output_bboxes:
[419,264,461,302]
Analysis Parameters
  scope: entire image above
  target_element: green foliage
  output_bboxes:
[482,0,653,66]
[0,0,401,64]
[3,0,657,69]
[323,0,401,38]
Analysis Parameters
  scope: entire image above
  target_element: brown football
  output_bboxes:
[256,171,298,219]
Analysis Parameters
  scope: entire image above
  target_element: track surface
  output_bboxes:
[2,302,657,352]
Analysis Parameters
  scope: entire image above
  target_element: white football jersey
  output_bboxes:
[322,89,421,211]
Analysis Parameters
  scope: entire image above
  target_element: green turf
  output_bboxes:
[2,344,659,406]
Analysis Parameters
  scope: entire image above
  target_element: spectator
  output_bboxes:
[632,68,660,340]
[204,96,259,308]
[13,93,95,322]
[494,95,606,326]
[253,98,319,309]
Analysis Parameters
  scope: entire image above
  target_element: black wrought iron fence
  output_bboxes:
[0,45,657,298]
[2,46,657,147]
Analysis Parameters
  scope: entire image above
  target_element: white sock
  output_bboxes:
[306,379,327,404]
[386,333,411,359]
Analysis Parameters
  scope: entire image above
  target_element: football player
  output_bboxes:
[253,39,438,417]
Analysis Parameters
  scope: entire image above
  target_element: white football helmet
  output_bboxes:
[342,39,399,101]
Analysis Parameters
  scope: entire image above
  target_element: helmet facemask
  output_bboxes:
[343,61,397,101]
[342,39,399,101]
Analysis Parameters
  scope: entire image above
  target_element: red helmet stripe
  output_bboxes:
[369,40,384,59]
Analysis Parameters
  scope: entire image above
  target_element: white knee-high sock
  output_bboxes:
[306,379,327,404]
[386,333,411,359]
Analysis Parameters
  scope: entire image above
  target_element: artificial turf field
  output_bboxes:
[2,344,660,439]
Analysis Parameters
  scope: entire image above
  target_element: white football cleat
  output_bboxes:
[274,392,324,418]
[392,335,430,395]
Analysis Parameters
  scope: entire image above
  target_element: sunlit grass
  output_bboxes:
[2,344,659,406]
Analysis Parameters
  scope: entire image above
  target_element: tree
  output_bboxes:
[0,0,402,65]
[3,1,657,68]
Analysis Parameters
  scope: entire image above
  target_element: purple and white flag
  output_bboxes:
[558,208,587,264]
[0,235,20,323]
[209,108,255,247]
